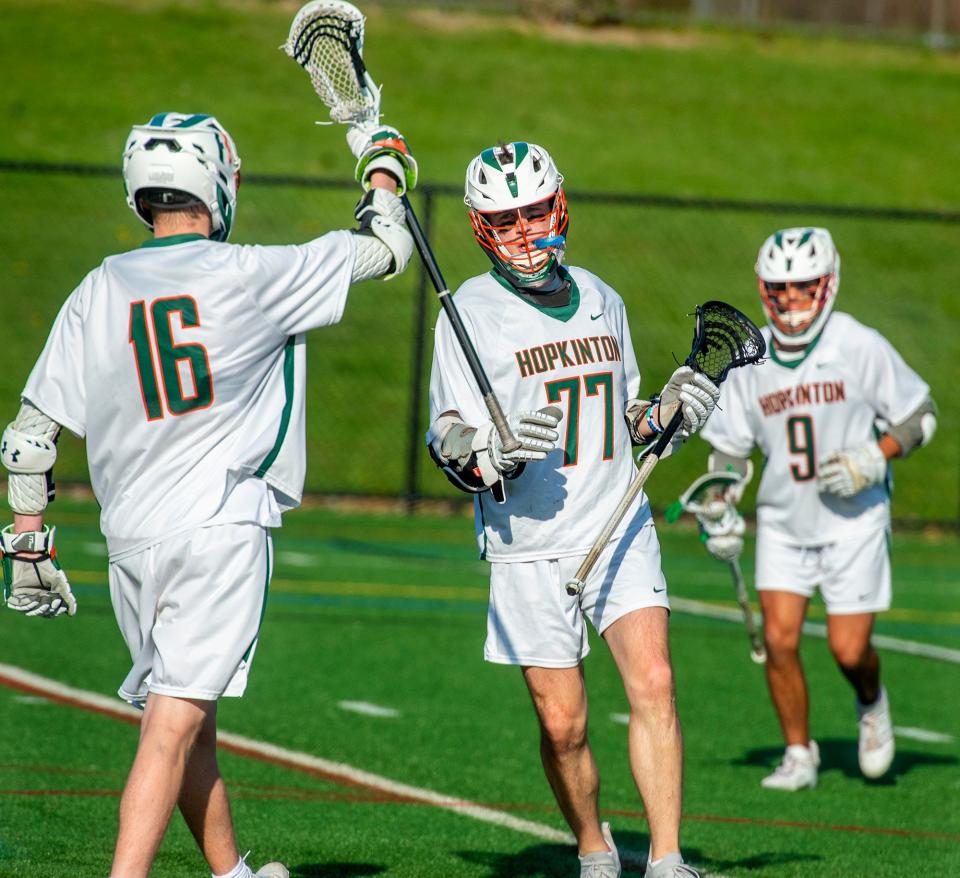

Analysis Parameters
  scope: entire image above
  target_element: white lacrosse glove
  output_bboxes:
[1,525,76,617]
[700,510,746,563]
[657,366,720,439]
[486,407,563,474]
[346,121,418,195]
[817,441,887,498]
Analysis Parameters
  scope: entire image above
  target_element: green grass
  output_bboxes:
[0,499,958,876]
[1,0,959,519]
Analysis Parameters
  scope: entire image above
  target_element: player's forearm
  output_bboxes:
[877,434,902,461]
[368,169,399,193]
[14,513,44,532]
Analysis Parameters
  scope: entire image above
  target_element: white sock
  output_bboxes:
[213,857,255,878]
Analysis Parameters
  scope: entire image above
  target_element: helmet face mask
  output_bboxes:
[755,227,840,348]
[122,113,241,242]
[464,142,568,285]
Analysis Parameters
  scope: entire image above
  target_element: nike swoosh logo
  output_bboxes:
[590,313,603,320]
[653,586,666,593]
[816,362,831,368]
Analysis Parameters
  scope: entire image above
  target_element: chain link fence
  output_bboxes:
[2,162,957,522]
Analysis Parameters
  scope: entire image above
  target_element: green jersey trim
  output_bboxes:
[242,531,271,663]
[488,268,581,323]
[255,338,296,478]
[768,330,824,369]
[140,233,208,249]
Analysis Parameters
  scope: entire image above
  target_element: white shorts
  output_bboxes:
[109,523,273,703]
[755,527,891,615]
[484,524,670,668]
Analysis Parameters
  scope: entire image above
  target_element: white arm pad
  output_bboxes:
[351,188,413,281]
[3,404,61,515]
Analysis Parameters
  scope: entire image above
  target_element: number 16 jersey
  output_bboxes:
[22,232,355,554]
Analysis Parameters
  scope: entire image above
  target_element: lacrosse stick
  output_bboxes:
[665,472,766,663]
[564,300,766,596]
[284,1,522,453]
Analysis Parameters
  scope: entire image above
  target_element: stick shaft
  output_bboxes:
[566,409,684,593]
[730,557,766,661]
[401,194,520,452]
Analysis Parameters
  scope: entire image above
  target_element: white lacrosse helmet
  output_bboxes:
[756,227,840,347]
[122,112,242,242]
[464,142,568,285]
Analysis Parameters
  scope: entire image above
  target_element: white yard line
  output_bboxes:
[337,700,400,718]
[0,662,736,875]
[894,726,954,744]
[669,597,960,664]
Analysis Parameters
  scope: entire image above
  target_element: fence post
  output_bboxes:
[403,185,433,513]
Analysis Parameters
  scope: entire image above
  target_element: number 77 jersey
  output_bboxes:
[699,311,930,546]
[428,267,650,562]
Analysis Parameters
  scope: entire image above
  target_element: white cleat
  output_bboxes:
[255,864,289,878]
[857,686,895,779]
[645,852,701,878]
[761,740,820,791]
[579,822,621,878]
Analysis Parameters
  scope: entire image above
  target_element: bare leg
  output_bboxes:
[522,664,608,855]
[178,701,242,875]
[111,694,211,878]
[603,607,682,862]
[759,590,810,746]
[826,612,880,704]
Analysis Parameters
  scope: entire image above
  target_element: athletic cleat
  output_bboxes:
[761,740,820,791]
[857,687,895,779]
[579,822,620,877]
[254,864,289,878]
[644,852,700,878]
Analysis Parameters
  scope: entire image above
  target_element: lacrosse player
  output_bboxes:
[0,112,416,878]
[426,142,717,878]
[697,227,936,791]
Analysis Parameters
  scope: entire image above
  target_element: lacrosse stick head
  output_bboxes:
[284,0,381,124]
[684,300,767,384]
[665,470,743,524]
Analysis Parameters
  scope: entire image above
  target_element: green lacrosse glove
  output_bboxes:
[346,120,418,195]
[1,525,76,618]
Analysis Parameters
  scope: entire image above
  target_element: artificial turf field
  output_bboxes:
[0,497,957,877]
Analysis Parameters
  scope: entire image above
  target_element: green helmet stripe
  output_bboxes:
[174,114,213,128]
[774,231,783,249]
[505,172,518,197]
[512,142,529,166]
[149,113,170,126]
[796,229,814,246]
[480,148,501,171]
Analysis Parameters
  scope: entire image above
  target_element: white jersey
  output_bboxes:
[701,311,929,546]
[23,232,356,555]
[428,267,650,562]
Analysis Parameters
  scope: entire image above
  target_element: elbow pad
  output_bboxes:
[351,188,413,281]
[2,404,61,515]
[885,397,937,457]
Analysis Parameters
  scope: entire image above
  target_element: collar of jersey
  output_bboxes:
[488,267,580,323]
[769,327,825,369]
[141,233,209,249]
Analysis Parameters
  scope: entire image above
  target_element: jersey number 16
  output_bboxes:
[129,296,214,421]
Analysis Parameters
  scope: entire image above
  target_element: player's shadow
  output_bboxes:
[457,836,818,876]
[737,739,958,784]
[292,864,386,877]
[487,459,569,547]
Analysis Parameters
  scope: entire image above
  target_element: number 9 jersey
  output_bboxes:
[21,232,356,555]
[700,311,929,545]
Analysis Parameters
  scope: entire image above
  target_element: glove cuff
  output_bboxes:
[1,524,54,555]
